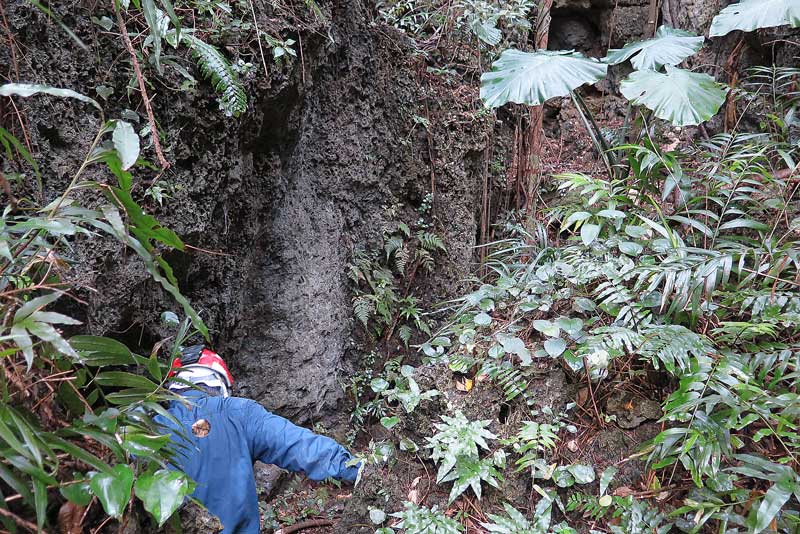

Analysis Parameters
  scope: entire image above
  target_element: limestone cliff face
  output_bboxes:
[0,0,491,422]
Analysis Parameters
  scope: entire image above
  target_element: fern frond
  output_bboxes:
[417,231,446,252]
[513,421,560,471]
[417,249,435,273]
[482,361,528,402]
[566,492,611,521]
[395,247,410,275]
[639,325,711,374]
[385,235,404,259]
[449,353,478,373]
[398,324,413,346]
[182,34,247,117]
[352,296,374,326]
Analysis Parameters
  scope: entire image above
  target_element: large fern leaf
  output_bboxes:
[639,325,711,374]
[182,34,247,117]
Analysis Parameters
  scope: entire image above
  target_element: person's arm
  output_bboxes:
[243,400,359,482]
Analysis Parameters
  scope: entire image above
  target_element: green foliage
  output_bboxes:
[482,503,538,533]
[710,0,800,37]
[261,33,297,64]
[621,67,729,126]
[134,469,194,526]
[0,82,102,113]
[390,502,464,533]
[378,0,535,52]
[180,34,247,117]
[480,50,607,108]
[566,492,616,522]
[349,198,443,345]
[604,26,704,71]
[480,16,741,131]
[0,86,202,530]
[426,411,501,502]
[380,366,440,414]
[425,46,800,526]
[504,421,560,471]
[609,497,672,534]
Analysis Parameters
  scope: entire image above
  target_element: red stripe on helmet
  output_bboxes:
[198,349,234,386]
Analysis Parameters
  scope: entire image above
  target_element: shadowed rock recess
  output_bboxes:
[1,0,490,422]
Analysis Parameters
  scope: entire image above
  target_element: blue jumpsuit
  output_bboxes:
[155,390,359,533]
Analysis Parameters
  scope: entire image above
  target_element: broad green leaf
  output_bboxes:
[134,469,191,526]
[532,320,560,337]
[573,297,596,312]
[618,241,643,256]
[562,211,592,230]
[474,312,492,326]
[94,371,159,389]
[600,466,618,495]
[70,335,135,366]
[399,438,419,452]
[567,464,596,484]
[381,416,400,429]
[580,223,600,245]
[718,218,769,232]
[710,0,800,37]
[160,311,180,325]
[15,292,61,321]
[752,482,792,533]
[29,311,81,325]
[470,17,501,46]
[60,477,92,506]
[604,26,704,70]
[620,66,728,126]
[0,83,102,112]
[499,335,530,363]
[121,430,170,457]
[112,121,140,170]
[598,495,613,507]
[556,317,583,335]
[89,464,134,518]
[544,338,567,357]
[480,49,607,108]
[10,324,34,369]
[26,320,79,359]
[369,508,387,525]
[370,378,390,392]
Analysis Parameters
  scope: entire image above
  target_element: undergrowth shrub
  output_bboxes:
[0,85,205,531]
[411,70,800,531]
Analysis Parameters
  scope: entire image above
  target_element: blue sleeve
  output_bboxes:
[243,401,359,482]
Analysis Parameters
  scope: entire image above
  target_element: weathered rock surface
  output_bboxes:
[1,0,491,423]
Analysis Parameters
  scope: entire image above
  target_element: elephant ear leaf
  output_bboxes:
[604,26,704,70]
[710,0,800,37]
[620,66,728,126]
[480,49,607,108]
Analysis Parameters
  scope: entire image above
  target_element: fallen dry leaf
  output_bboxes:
[455,378,474,392]
[407,476,421,504]
[58,501,84,534]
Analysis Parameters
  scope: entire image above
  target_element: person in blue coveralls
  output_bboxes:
[155,345,363,533]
